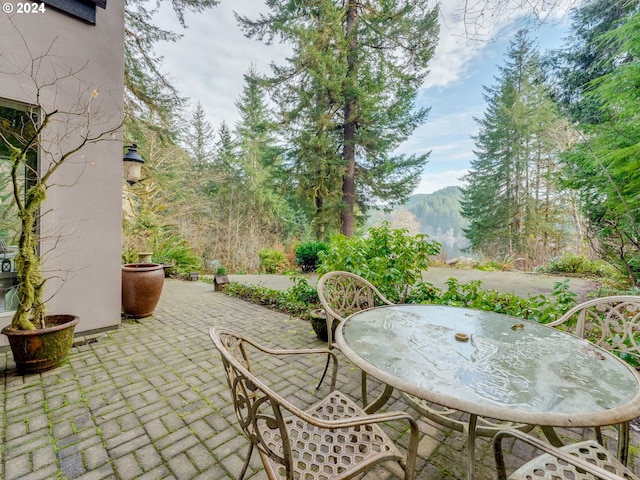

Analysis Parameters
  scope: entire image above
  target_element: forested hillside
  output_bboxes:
[368,186,469,260]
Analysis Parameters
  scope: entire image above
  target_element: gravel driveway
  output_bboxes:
[229,267,601,301]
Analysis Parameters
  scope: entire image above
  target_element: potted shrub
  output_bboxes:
[0,122,83,373]
[0,56,119,374]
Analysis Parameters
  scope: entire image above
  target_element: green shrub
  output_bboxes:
[317,221,441,302]
[258,248,287,273]
[295,241,329,272]
[149,233,202,278]
[223,276,319,320]
[122,230,201,278]
[477,261,503,271]
[222,274,579,335]
[536,252,617,277]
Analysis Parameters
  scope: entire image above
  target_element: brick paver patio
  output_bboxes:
[1,278,638,479]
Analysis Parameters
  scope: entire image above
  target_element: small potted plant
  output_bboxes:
[214,266,229,292]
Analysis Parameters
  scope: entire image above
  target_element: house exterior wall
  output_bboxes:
[0,3,125,345]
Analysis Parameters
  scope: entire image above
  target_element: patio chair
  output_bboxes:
[316,271,393,392]
[209,327,420,480]
[493,429,639,480]
[544,295,640,463]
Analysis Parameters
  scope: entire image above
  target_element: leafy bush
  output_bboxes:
[223,276,319,319]
[221,274,579,333]
[536,252,617,277]
[477,260,504,271]
[416,277,578,324]
[122,230,201,278]
[317,221,441,302]
[258,248,288,273]
[295,241,329,272]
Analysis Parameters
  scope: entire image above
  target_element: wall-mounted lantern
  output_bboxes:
[123,143,145,185]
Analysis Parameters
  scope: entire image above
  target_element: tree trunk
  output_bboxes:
[341,2,358,237]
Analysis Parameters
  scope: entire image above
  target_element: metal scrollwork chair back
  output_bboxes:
[545,295,640,463]
[316,271,393,390]
[546,296,640,362]
[210,327,420,480]
[318,271,393,348]
[494,429,639,480]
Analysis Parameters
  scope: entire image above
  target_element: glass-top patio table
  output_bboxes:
[336,304,640,480]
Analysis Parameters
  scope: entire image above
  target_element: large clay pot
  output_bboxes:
[2,314,80,374]
[121,263,165,318]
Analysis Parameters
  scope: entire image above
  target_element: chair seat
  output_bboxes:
[508,440,639,480]
[402,393,534,437]
[259,390,405,480]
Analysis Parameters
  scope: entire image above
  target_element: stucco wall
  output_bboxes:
[0,3,125,345]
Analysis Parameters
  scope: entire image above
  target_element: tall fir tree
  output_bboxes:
[559,9,640,284]
[233,67,291,241]
[186,101,215,167]
[545,0,639,124]
[461,30,574,262]
[237,0,439,237]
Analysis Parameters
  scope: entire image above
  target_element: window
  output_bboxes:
[0,100,38,313]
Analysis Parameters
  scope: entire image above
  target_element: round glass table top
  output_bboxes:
[337,304,640,426]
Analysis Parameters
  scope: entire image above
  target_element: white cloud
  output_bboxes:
[154,1,291,129]
[415,169,469,194]
[424,0,575,88]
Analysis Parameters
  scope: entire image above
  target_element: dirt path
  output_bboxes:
[229,267,601,301]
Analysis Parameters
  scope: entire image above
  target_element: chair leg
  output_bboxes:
[541,426,564,447]
[315,353,331,390]
[595,425,604,446]
[238,442,254,480]
[493,431,509,480]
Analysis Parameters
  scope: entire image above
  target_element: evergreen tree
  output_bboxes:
[213,121,237,172]
[124,0,219,126]
[560,10,640,284]
[233,67,291,241]
[185,101,215,167]
[545,0,639,124]
[461,30,574,262]
[237,0,439,237]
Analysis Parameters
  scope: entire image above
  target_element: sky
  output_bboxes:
[153,1,574,194]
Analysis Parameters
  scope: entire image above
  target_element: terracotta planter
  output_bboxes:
[121,263,165,318]
[2,314,80,374]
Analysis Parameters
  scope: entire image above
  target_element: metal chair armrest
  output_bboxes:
[209,327,339,390]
